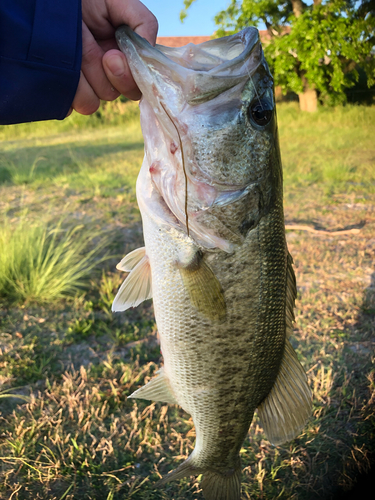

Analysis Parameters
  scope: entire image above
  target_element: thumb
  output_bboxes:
[102,50,141,101]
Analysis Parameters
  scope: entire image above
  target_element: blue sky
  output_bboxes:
[142,0,234,37]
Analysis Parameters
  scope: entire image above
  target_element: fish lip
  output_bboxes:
[115,25,183,72]
[116,25,260,72]
[115,26,265,105]
[116,25,153,52]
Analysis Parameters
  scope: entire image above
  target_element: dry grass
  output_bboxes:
[0,103,374,499]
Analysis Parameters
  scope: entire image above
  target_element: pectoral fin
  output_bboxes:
[112,252,152,312]
[128,367,177,404]
[179,252,226,322]
[257,339,312,446]
[116,247,146,272]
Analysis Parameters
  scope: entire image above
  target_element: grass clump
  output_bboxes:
[0,216,109,304]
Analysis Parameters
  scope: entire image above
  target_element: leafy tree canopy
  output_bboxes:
[181,1,375,108]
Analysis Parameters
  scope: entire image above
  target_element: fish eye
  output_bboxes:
[248,99,273,127]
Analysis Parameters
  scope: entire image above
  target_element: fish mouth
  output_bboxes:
[115,25,264,106]
[115,25,267,192]
[117,27,270,251]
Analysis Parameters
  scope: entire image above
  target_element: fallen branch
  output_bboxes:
[285,224,362,235]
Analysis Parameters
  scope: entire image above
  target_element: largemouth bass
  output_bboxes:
[113,26,312,500]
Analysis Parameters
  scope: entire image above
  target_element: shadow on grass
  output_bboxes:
[315,272,375,500]
[0,139,144,186]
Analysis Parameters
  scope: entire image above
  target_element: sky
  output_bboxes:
[141,0,234,37]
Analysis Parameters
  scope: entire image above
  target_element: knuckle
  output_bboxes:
[75,97,100,116]
[147,15,159,38]
[82,41,101,62]
[98,88,120,101]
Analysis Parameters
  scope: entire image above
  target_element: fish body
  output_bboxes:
[114,27,311,500]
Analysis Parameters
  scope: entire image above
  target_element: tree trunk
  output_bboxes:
[291,0,306,18]
[298,82,318,112]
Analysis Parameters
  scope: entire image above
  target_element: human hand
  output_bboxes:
[70,0,158,115]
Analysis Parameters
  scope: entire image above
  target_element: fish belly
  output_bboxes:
[142,197,287,473]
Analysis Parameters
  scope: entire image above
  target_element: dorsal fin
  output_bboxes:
[112,251,152,312]
[257,339,312,445]
[286,252,297,337]
[257,253,311,445]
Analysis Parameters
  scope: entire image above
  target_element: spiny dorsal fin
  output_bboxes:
[116,247,146,272]
[286,252,297,337]
[179,252,226,322]
[112,253,152,312]
[257,339,312,446]
[128,367,177,405]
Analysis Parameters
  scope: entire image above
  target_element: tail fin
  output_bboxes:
[155,455,241,500]
[201,466,242,500]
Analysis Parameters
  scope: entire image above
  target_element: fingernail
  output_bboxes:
[107,55,126,77]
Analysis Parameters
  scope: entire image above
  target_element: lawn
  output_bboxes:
[0,102,374,500]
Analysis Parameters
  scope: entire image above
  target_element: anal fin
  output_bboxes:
[112,251,152,312]
[257,339,312,446]
[128,367,177,405]
[155,456,200,488]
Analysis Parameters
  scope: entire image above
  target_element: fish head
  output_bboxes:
[117,27,281,250]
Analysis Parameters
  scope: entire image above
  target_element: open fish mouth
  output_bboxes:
[116,25,264,106]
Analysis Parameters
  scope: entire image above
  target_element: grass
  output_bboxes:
[279,104,375,199]
[0,101,374,499]
[0,215,110,304]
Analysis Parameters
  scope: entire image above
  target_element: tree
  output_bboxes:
[181,1,375,111]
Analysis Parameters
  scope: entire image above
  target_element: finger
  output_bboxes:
[82,22,120,101]
[72,72,100,115]
[102,49,141,100]
[106,0,158,46]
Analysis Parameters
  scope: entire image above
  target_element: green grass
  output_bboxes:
[0,215,110,304]
[0,102,374,499]
[278,103,375,198]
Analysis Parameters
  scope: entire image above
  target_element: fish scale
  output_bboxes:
[113,26,312,500]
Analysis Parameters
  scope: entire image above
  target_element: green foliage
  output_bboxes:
[266,2,375,104]
[0,216,110,304]
[180,0,197,22]
[182,0,375,106]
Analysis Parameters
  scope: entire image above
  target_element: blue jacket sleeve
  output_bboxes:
[0,0,82,125]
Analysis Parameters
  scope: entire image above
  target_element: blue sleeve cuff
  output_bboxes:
[0,0,82,125]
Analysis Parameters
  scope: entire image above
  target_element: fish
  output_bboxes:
[113,26,312,500]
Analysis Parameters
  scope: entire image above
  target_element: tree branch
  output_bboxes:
[313,0,323,8]
[291,0,307,18]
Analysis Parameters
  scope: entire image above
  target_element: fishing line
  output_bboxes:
[160,102,190,236]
